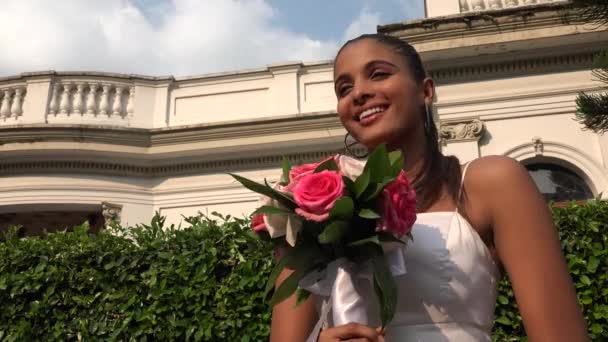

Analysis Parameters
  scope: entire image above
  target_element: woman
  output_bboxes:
[270,34,588,341]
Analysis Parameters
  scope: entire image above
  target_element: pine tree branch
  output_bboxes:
[591,51,608,83]
[575,92,608,133]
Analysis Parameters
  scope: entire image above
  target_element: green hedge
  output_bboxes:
[492,200,608,341]
[0,214,274,341]
[0,201,606,341]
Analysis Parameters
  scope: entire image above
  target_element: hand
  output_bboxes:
[318,323,385,342]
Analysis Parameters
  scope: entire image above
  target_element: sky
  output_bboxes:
[0,0,425,78]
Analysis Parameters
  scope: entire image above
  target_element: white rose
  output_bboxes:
[335,154,366,180]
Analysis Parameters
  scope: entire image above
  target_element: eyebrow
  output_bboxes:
[334,59,400,90]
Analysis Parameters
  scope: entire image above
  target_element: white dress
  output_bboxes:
[323,164,501,341]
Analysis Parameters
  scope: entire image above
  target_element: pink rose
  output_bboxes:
[286,156,337,192]
[293,170,345,222]
[251,213,267,233]
[378,171,417,237]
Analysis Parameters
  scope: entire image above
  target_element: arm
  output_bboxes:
[473,157,588,341]
[269,268,318,342]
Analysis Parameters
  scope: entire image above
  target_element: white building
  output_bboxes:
[1,1,606,233]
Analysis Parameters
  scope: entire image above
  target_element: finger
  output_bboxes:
[331,323,381,340]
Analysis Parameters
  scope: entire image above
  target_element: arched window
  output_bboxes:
[526,163,594,203]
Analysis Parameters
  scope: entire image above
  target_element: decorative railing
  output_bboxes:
[48,82,134,121]
[459,0,565,12]
[0,86,26,123]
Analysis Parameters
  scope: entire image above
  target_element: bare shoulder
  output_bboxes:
[463,155,532,194]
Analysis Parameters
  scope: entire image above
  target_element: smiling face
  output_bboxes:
[333,38,428,150]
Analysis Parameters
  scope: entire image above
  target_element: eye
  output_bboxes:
[370,69,390,80]
[337,83,352,98]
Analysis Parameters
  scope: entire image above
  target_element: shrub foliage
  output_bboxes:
[0,201,606,341]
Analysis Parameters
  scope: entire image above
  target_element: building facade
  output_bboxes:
[1,1,606,232]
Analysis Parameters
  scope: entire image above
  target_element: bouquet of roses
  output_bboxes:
[230,144,416,334]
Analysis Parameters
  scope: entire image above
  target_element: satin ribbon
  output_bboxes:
[300,245,407,342]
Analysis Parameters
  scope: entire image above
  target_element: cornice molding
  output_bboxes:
[379,3,578,41]
[430,52,595,83]
[0,149,351,178]
[0,112,343,148]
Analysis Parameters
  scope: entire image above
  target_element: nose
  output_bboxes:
[352,81,373,106]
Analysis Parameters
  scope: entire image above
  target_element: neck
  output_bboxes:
[398,129,429,182]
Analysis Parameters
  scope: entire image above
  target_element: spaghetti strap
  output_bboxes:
[457,162,472,210]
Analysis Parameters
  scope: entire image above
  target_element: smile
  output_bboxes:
[358,105,388,122]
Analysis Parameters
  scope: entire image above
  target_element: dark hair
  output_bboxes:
[335,33,463,212]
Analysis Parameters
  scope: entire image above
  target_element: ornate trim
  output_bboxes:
[439,118,485,143]
[102,202,122,225]
[503,139,608,196]
[532,136,544,156]
[0,149,347,177]
[429,53,595,83]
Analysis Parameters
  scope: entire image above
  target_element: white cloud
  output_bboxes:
[342,8,381,42]
[0,0,340,77]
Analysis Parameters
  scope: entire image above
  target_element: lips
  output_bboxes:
[357,105,388,125]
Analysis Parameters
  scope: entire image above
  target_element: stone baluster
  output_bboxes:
[10,88,23,119]
[86,83,98,117]
[73,83,85,115]
[471,0,485,10]
[48,83,60,115]
[99,84,111,116]
[506,0,520,6]
[127,86,135,119]
[488,0,502,9]
[59,84,71,115]
[112,86,124,117]
[0,89,12,119]
[459,0,470,12]
[523,0,535,4]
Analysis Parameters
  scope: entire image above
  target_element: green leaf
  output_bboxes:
[280,157,291,185]
[581,275,592,286]
[342,176,356,196]
[348,235,380,247]
[295,289,312,306]
[318,221,349,244]
[377,232,406,245]
[229,173,296,209]
[495,316,512,325]
[587,256,599,273]
[359,208,381,219]
[329,197,354,221]
[372,253,398,328]
[388,150,404,177]
[364,144,390,182]
[354,169,371,199]
[265,256,290,297]
[268,268,307,307]
[252,206,294,216]
[314,158,339,173]
[362,176,395,202]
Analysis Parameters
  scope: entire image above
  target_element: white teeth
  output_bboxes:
[359,106,386,120]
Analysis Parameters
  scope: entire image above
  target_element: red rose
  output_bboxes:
[378,171,417,237]
[251,213,267,233]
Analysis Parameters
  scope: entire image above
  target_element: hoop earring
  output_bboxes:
[424,103,433,134]
[343,132,368,158]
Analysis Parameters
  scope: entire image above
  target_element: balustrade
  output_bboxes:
[0,86,26,122]
[47,81,133,120]
[460,0,562,12]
